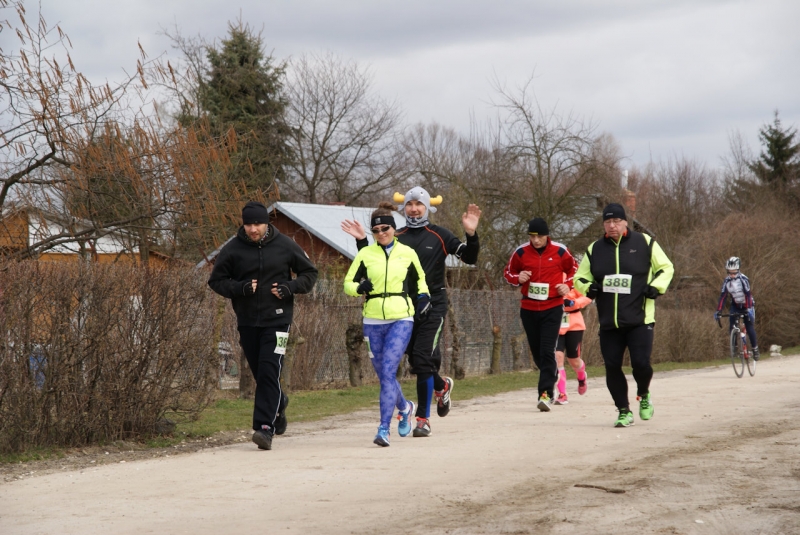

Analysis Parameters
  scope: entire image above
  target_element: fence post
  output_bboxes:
[345,323,364,387]
[448,303,466,380]
[490,325,502,374]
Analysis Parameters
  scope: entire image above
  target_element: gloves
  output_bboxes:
[564,299,575,308]
[274,283,293,299]
[747,307,755,323]
[243,280,256,296]
[713,311,721,322]
[416,294,432,316]
[586,282,601,299]
[356,279,374,295]
[643,285,660,299]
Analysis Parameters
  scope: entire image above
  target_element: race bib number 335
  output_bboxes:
[603,274,632,294]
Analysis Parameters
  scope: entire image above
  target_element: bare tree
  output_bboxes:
[0,0,238,262]
[282,52,404,205]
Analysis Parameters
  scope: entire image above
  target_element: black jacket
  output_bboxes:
[208,225,318,327]
[357,224,479,295]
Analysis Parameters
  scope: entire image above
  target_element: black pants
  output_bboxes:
[599,323,654,410]
[520,306,562,398]
[238,325,290,432]
[407,293,448,418]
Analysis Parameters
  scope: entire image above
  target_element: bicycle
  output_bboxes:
[717,312,755,378]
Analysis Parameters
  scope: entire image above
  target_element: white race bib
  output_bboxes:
[364,336,374,359]
[527,282,549,301]
[274,331,289,355]
[560,312,570,329]
[603,274,633,294]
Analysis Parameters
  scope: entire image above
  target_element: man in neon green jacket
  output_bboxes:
[574,203,674,428]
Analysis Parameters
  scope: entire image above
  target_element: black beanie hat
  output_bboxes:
[602,203,627,221]
[527,217,549,235]
[242,201,269,224]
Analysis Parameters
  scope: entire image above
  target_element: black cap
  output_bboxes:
[602,203,627,221]
[527,217,549,235]
[242,201,269,224]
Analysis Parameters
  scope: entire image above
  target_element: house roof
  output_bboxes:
[195,201,467,269]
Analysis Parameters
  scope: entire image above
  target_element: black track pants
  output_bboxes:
[598,323,654,409]
[238,325,290,432]
[520,306,562,398]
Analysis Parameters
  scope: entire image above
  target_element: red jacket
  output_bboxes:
[504,238,577,311]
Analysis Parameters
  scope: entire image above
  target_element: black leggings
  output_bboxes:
[599,324,654,410]
[520,306,562,398]
[238,325,290,432]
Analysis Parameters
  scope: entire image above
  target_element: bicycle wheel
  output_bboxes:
[744,333,756,376]
[730,328,744,378]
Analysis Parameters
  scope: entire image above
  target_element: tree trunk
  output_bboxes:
[490,325,502,374]
[345,323,364,387]
[511,333,529,371]
[281,336,306,392]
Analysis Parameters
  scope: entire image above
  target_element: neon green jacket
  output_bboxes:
[574,230,674,329]
[344,239,429,320]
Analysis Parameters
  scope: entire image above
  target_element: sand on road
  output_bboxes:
[2,355,799,535]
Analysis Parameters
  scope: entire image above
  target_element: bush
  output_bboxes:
[0,262,218,454]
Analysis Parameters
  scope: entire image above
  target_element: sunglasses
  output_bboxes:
[727,271,739,275]
[371,225,392,234]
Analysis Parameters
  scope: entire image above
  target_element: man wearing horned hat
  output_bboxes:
[342,187,481,437]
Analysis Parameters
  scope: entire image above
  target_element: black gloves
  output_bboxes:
[416,294,432,316]
[274,283,293,299]
[586,282,601,299]
[643,285,660,299]
[356,279,374,295]
[243,280,256,296]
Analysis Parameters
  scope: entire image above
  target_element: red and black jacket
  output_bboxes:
[503,238,576,312]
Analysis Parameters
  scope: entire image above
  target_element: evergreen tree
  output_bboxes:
[749,111,800,189]
[190,20,294,194]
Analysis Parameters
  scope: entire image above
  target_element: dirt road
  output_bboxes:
[2,355,799,535]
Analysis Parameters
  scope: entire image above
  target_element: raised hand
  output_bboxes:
[462,204,482,236]
[341,219,367,240]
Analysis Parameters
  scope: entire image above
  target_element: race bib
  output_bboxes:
[560,312,570,329]
[527,282,549,300]
[364,336,374,359]
[603,274,632,294]
[274,331,289,355]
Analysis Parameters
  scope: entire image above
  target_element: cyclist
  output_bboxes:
[553,286,592,405]
[714,257,759,360]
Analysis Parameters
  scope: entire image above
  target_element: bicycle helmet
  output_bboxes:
[725,256,740,271]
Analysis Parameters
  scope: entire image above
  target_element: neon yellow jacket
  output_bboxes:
[574,230,673,329]
[344,239,429,320]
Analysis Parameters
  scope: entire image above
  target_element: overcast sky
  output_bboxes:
[28,0,800,170]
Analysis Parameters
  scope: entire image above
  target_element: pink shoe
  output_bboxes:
[578,378,587,396]
[554,392,569,405]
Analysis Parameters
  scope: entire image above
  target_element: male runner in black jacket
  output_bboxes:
[342,187,480,437]
[209,201,318,450]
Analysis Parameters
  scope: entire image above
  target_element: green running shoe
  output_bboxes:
[614,408,634,428]
[638,393,654,420]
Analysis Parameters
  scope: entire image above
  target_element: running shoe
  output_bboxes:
[637,393,654,420]
[373,424,390,447]
[435,377,454,417]
[577,379,587,396]
[412,418,431,437]
[614,408,634,428]
[252,429,273,450]
[274,394,289,435]
[537,393,551,412]
[397,400,415,437]
[554,392,569,405]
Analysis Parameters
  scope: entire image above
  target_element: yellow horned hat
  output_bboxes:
[393,187,442,228]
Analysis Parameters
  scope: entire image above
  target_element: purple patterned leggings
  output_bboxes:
[364,321,414,427]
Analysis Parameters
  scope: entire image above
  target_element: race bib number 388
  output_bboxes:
[603,274,632,294]
[527,282,549,301]
[275,331,289,355]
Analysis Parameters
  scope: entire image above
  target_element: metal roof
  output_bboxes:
[268,202,406,261]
